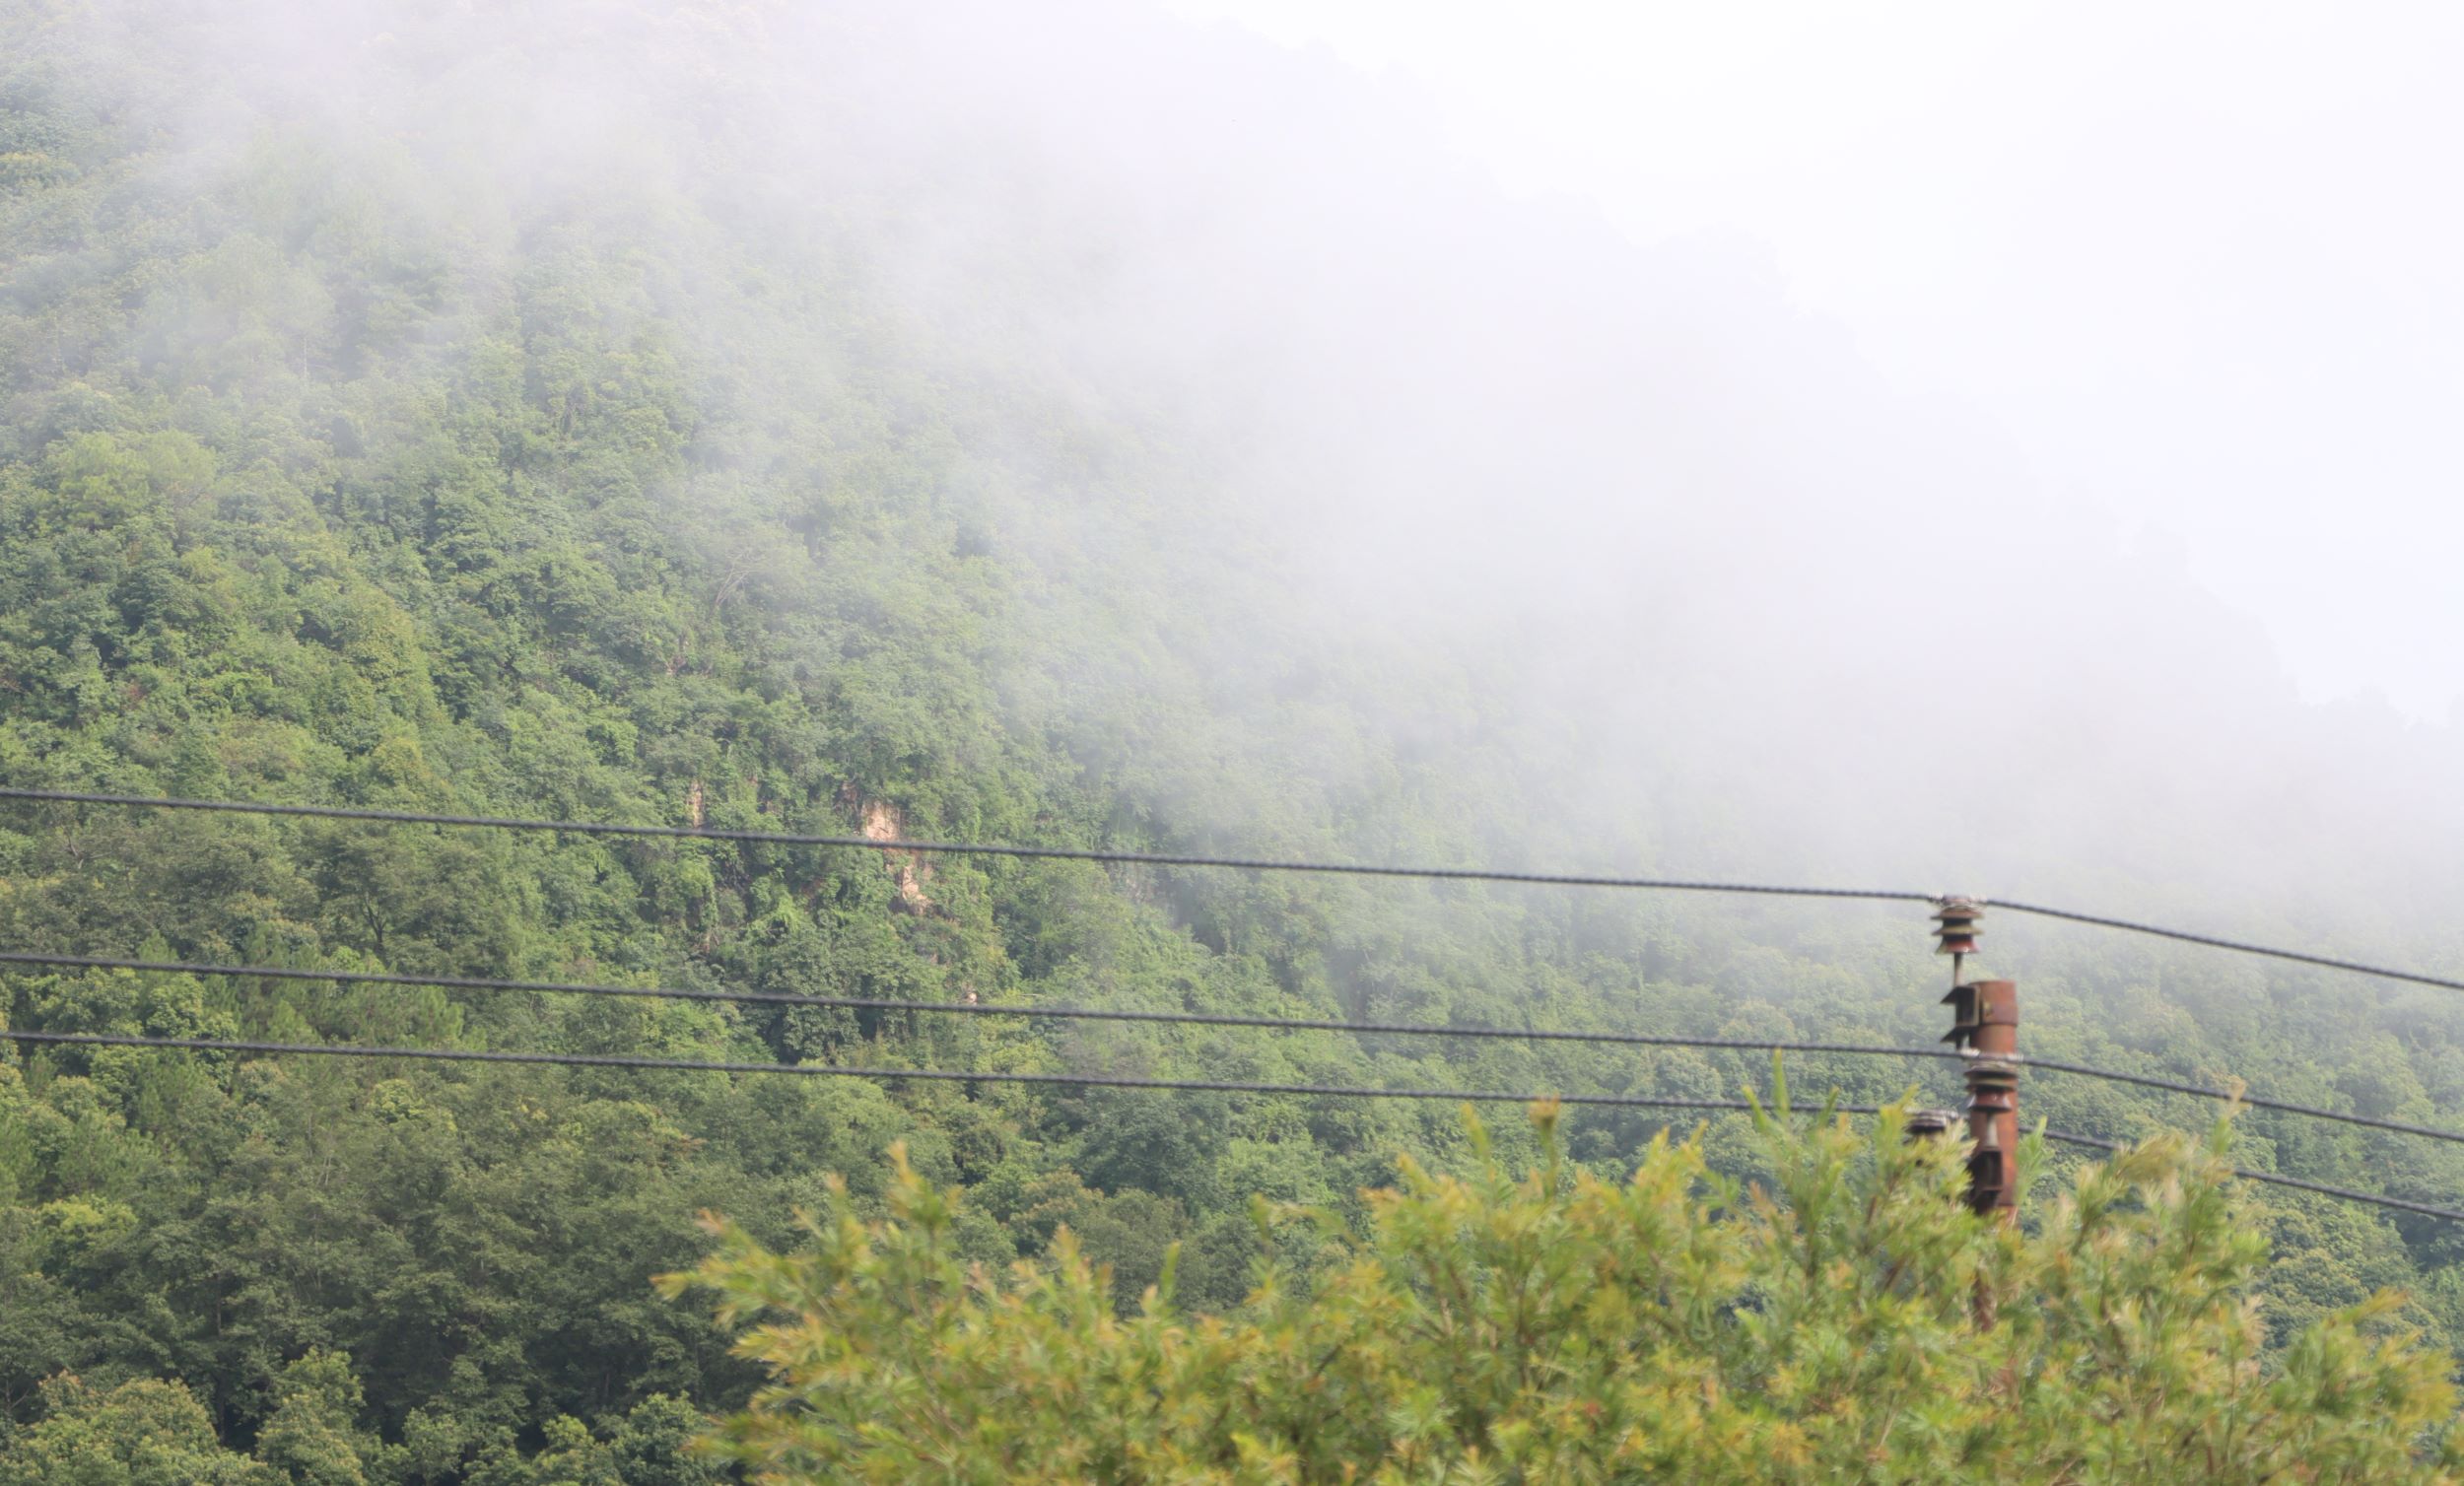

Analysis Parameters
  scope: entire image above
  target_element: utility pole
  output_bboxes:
[1947,976,2019,1220]
[1932,897,2017,1325]
[1929,898,2019,1217]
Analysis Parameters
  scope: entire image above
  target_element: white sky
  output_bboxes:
[1163,0,2464,722]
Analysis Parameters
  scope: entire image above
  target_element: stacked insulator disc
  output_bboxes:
[1933,897,1982,957]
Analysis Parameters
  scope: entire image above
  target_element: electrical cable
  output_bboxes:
[11,950,2463,1147]
[1995,898,2464,996]
[0,788,1931,903]
[0,1027,1864,1114]
[2019,1055,2464,1147]
[14,788,2464,997]
[12,790,2464,1216]
[3,1028,2448,1222]
[0,950,1962,1061]
[2040,1127,2464,1223]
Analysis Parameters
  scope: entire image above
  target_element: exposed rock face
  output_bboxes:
[859,798,933,911]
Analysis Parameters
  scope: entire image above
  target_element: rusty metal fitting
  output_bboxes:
[1963,1097,2022,1216]
[1941,983,1977,1047]
[1940,979,2017,1052]
[1939,969,2020,1227]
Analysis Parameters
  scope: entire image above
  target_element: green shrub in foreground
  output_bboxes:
[667,1099,2461,1484]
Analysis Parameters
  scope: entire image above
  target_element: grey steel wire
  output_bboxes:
[0,788,1931,902]
[15,788,2464,997]
[1995,898,2464,995]
[0,1028,1864,1114]
[4,1029,2448,1221]
[11,950,2464,1146]
[2020,1054,2464,1147]
[2040,1127,2464,1222]
[0,950,1958,1060]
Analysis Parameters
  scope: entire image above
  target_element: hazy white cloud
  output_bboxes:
[1167,0,2464,719]
[30,0,2464,925]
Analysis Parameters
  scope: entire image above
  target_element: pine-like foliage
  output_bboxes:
[669,1102,2462,1484]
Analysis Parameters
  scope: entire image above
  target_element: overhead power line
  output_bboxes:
[0,788,1928,902]
[2,1029,2447,1222]
[0,950,1960,1059]
[11,948,2464,1147]
[0,1027,1854,1114]
[9,787,2464,997]
[2041,1127,2464,1223]
[2019,1053,2464,1147]
[1994,898,2464,997]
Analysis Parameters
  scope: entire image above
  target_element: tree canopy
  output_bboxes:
[668,1103,2461,1484]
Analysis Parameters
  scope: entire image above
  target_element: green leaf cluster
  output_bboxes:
[670,1108,2462,1484]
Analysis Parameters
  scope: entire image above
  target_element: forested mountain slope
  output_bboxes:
[5,1,2464,1479]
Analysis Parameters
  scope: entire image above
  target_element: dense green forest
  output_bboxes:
[6,0,2464,1479]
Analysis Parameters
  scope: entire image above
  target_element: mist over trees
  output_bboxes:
[4,0,2462,1479]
